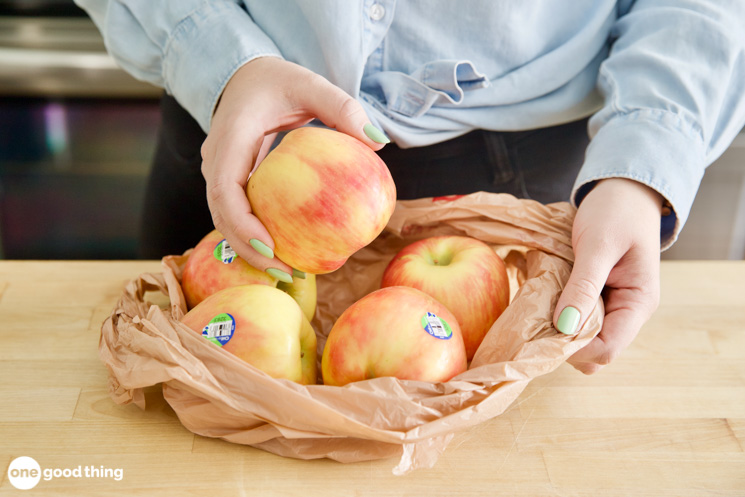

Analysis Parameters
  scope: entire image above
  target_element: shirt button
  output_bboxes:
[368,3,385,21]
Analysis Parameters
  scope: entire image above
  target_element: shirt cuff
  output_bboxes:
[571,109,706,250]
[162,2,283,132]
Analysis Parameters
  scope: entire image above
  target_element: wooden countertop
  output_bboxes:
[0,260,743,496]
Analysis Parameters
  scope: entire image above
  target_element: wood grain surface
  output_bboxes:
[0,260,743,496]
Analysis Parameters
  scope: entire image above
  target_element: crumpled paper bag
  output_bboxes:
[99,192,603,475]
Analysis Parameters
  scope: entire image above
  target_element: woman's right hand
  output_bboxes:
[200,57,388,281]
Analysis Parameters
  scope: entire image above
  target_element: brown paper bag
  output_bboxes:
[99,192,603,474]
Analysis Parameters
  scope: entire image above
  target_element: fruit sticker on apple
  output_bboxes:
[381,236,510,360]
[321,286,468,386]
[201,313,236,346]
[213,239,236,264]
[422,311,453,339]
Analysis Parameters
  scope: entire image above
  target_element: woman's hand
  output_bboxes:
[200,57,388,281]
[553,178,664,374]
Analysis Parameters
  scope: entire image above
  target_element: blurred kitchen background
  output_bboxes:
[0,0,743,260]
[0,0,161,259]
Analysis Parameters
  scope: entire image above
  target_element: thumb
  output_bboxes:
[553,247,618,336]
[300,73,390,150]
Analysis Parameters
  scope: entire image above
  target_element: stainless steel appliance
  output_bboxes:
[0,0,162,259]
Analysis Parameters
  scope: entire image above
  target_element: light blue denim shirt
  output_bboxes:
[75,0,745,248]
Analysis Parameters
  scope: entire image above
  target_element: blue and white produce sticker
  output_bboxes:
[421,312,453,340]
[202,313,236,346]
[213,239,236,264]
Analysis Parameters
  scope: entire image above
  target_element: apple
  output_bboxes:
[321,286,467,386]
[247,127,396,274]
[275,277,316,325]
[181,229,317,321]
[380,236,509,360]
[180,285,317,385]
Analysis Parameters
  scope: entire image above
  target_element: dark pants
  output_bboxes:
[139,94,589,259]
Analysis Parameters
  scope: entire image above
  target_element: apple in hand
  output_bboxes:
[321,286,467,386]
[247,127,396,274]
[180,285,317,385]
[181,229,317,321]
[381,236,509,360]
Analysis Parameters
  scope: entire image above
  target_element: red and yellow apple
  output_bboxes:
[380,236,509,360]
[321,286,467,386]
[181,229,317,321]
[180,285,317,385]
[247,127,396,274]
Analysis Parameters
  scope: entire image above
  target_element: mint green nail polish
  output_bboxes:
[557,306,581,335]
[249,239,274,259]
[363,123,390,144]
[266,268,293,283]
[292,269,306,279]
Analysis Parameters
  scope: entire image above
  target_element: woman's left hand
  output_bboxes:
[553,178,664,374]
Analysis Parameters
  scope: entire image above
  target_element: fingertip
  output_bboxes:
[363,123,390,145]
[248,238,274,259]
[309,83,385,150]
[367,140,387,152]
[265,267,293,284]
[554,260,610,338]
[571,361,604,375]
[556,305,581,335]
[226,235,294,276]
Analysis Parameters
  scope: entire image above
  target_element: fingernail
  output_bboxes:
[249,239,274,259]
[266,268,293,283]
[363,123,390,144]
[557,306,581,335]
[292,268,306,279]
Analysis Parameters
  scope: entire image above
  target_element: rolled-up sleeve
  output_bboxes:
[75,0,284,131]
[573,0,745,249]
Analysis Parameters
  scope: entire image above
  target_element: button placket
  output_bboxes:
[361,0,394,82]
